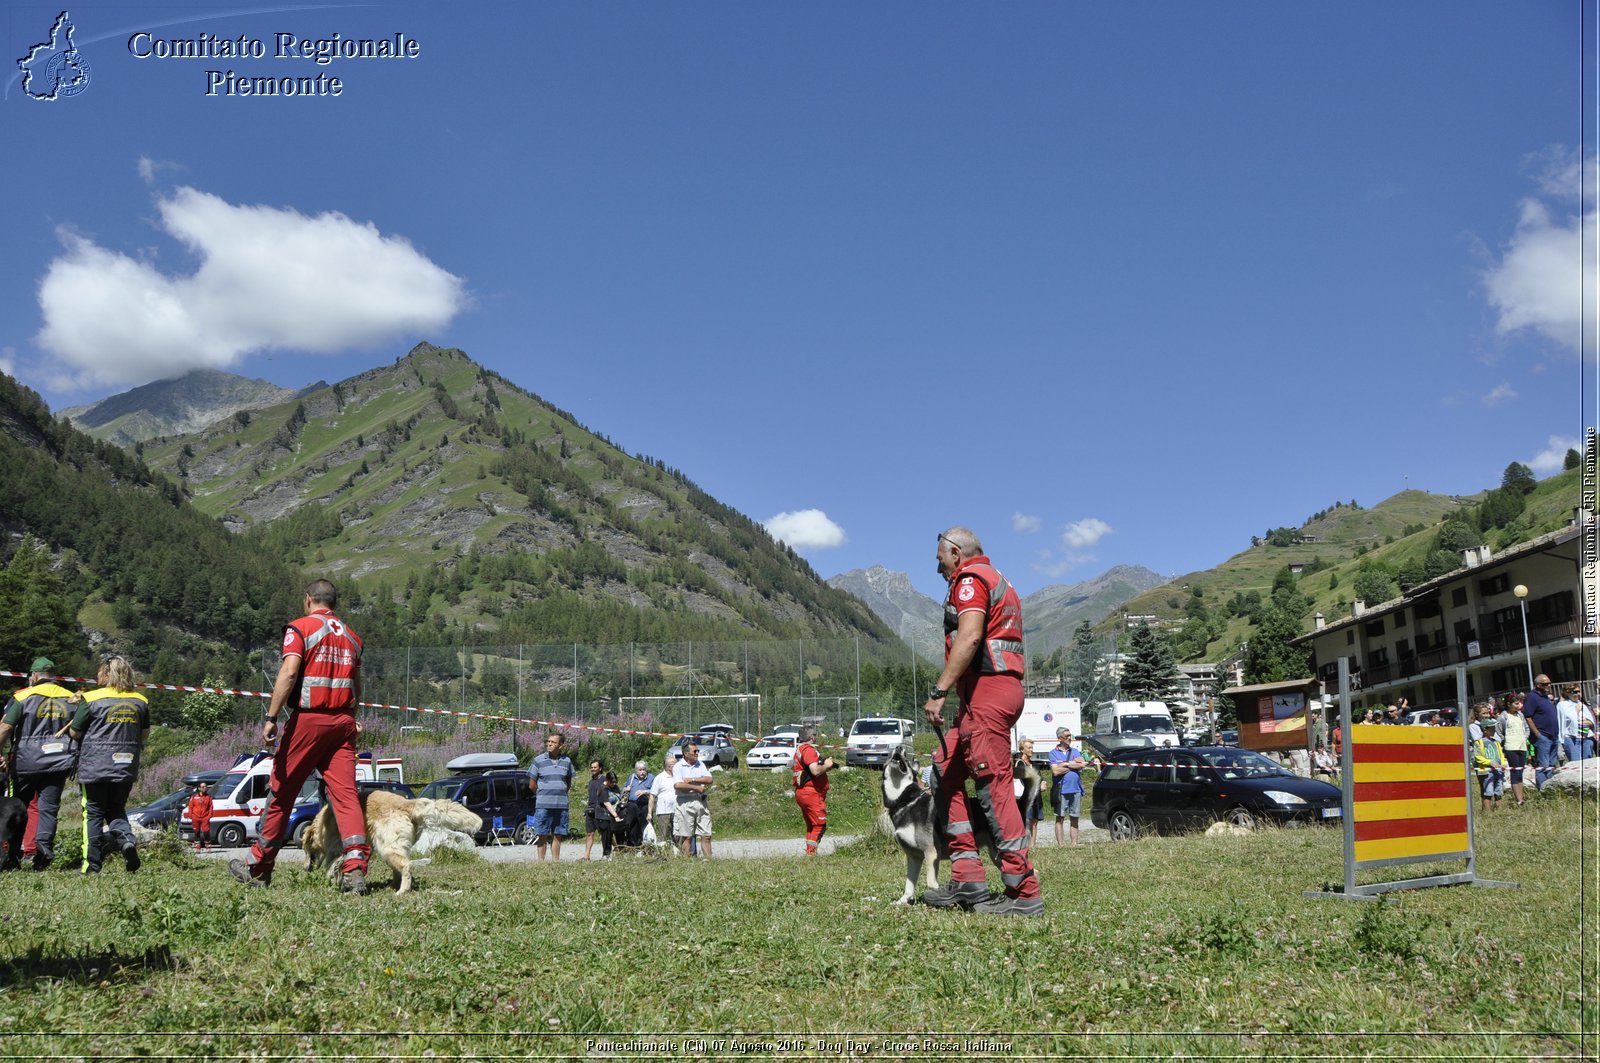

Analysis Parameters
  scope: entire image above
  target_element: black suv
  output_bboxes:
[417,769,538,844]
[1090,746,1342,840]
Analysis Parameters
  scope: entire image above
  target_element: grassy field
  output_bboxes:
[0,782,1592,1060]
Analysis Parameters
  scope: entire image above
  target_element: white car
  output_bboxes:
[746,733,798,771]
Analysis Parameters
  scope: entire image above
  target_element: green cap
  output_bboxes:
[29,656,55,672]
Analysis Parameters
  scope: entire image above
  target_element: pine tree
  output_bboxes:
[1241,604,1312,684]
[1065,620,1114,705]
[1122,621,1179,701]
[0,536,82,672]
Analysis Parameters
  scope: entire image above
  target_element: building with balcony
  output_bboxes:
[1291,522,1596,714]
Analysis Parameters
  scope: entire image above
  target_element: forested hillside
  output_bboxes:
[0,371,302,701]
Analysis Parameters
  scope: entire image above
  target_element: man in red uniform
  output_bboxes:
[230,579,371,893]
[791,725,835,855]
[921,527,1042,916]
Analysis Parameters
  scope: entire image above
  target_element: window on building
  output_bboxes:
[1452,588,1468,608]
[1528,591,1575,627]
[1544,653,1582,683]
[1347,630,1355,645]
[1415,598,1441,620]
[1364,619,1385,638]
[1430,680,1455,703]
[1480,574,1511,596]
[1395,639,1412,660]
[1489,666,1524,693]
[1368,648,1389,667]
[1394,610,1408,628]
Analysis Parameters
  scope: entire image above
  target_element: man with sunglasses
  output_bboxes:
[920,527,1041,917]
[1523,674,1559,791]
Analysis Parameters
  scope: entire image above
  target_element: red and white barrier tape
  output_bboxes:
[0,670,799,747]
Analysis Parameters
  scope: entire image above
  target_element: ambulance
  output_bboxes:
[179,750,403,847]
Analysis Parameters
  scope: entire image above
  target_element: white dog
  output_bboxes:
[304,789,481,894]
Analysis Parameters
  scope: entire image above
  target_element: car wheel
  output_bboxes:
[1224,806,1256,830]
[291,820,310,848]
[1108,809,1137,842]
[513,822,537,846]
[215,822,246,848]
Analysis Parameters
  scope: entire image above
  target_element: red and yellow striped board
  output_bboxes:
[1348,724,1469,864]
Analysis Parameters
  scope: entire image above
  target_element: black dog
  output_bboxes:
[0,796,27,871]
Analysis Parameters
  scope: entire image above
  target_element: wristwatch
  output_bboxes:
[927,687,947,702]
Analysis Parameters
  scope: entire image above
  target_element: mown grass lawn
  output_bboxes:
[0,788,1591,1060]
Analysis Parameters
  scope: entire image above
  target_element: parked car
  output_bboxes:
[746,733,798,771]
[417,753,537,843]
[1090,746,1342,841]
[667,732,740,769]
[128,787,196,831]
[845,717,915,768]
[1081,732,1155,762]
[253,778,416,847]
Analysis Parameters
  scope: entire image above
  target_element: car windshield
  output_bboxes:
[1121,715,1175,734]
[211,771,246,798]
[144,789,191,811]
[1200,750,1294,779]
[417,780,459,800]
[759,735,795,747]
[851,720,901,736]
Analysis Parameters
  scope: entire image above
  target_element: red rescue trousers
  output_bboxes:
[244,711,370,876]
[794,787,827,854]
[932,676,1040,900]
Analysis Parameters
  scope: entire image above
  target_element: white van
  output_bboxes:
[1093,701,1179,748]
[845,717,915,768]
[1012,698,1082,764]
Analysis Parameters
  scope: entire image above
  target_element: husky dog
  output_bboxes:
[304,789,482,894]
[879,744,1039,904]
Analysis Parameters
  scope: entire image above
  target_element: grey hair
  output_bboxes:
[939,526,983,554]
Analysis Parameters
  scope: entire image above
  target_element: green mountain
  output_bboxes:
[60,368,311,448]
[136,343,895,648]
[0,370,302,694]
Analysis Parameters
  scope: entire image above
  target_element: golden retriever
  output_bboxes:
[303,789,482,894]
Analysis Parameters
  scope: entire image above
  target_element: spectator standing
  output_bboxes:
[186,782,214,851]
[0,658,81,871]
[1472,705,1508,813]
[1556,685,1583,765]
[624,761,654,847]
[672,740,714,857]
[1523,675,1560,790]
[597,770,625,857]
[1016,739,1043,848]
[1047,727,1086,847]
[648,753,678,850]
[1574,688,1596,761]
[1499,695,1530,806]
[581,758,604,860]
[68,654,149,874]
[527,733,575,862]
[791,725,834,856]
[231,580,369,892]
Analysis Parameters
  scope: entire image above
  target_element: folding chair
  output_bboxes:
[488,815,514,846]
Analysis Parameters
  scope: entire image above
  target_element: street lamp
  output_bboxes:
[1513,584,1534,689]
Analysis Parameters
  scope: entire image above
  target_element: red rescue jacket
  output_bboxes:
[943,556,1025,680]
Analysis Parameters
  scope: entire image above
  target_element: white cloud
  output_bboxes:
[1482,148,1595,353]
[1529,434,1580,475]
[1012,512,1041,534]
[0,345,14,377]
[1482,382,1517,406]
[34,185,466,389]
[1061,517,1112,550]
[764,509,847,550]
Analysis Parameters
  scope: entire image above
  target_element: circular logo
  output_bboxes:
[957,583,976,602]
[282,631,296,650]
[45,50,91,98]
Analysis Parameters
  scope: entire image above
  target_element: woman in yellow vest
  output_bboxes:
[68,654,150,874]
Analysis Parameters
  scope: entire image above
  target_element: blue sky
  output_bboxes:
[2,1,1593,604]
